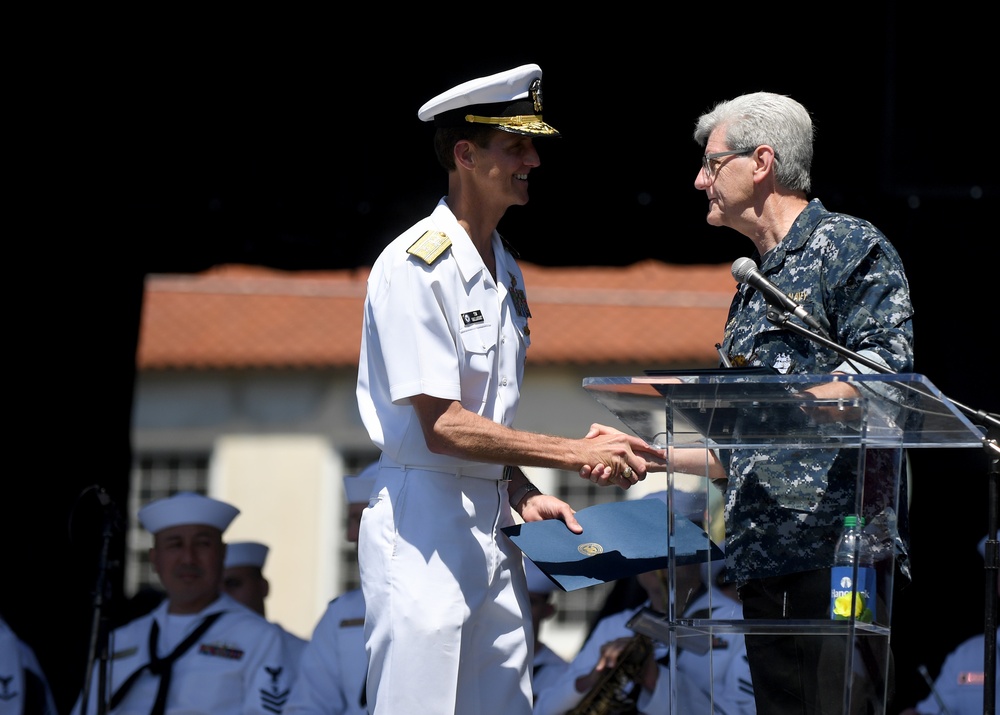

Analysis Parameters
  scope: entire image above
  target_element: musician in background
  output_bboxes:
[898,535,999,714]
[532,491,755,714]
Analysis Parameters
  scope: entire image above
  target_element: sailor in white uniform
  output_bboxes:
[70,492,295,715]
[286,463,376,715]
[223,540,309,669]
[0,612,58,715]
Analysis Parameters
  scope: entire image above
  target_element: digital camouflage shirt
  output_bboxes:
[719,198,915,584]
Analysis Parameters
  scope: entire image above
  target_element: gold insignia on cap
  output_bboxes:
[463,114,560,136]
[407,231,452,265]
[530,77,542,113]
[578,542,604,556]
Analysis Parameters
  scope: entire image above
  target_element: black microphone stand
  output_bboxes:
[79,488,123,715]
[768,307,1000,715]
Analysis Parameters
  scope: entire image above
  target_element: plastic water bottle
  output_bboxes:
[830,515,876,622]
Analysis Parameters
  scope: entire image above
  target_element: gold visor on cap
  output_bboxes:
[463,113,560,136]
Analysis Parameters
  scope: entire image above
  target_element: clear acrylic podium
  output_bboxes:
[583,371,986,714]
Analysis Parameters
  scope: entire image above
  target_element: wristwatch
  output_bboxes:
[509,481,540,509]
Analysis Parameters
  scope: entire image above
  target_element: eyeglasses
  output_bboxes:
[700,148,755,178]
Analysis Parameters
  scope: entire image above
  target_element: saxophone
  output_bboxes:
[567,634,653,715]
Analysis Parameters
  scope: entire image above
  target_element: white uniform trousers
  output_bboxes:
[360,466,532,715]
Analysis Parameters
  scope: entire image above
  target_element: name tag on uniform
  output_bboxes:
[958,671,985,685]
[462,310,485,326]
[200,643,245,660]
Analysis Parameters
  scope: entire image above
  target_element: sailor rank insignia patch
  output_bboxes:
[407,231,452,264]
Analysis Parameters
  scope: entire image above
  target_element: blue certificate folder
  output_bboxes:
[502,498,724,592]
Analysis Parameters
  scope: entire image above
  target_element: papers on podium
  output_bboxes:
[502,498,724,592]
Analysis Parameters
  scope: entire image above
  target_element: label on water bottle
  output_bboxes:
[830,566,876,622]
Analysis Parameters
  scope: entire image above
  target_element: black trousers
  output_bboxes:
[739,568,893,715]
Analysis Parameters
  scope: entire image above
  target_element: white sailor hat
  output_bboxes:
[344,461,379,504]
[224,541,269,570]
[642,489,708,524]
[138,491,240,535]
[417,63,560,138]
[524,557,558,595]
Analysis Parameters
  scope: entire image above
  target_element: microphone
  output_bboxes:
[917,664,951,715]
[731,257,827,335]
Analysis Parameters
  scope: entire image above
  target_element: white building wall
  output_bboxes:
[211,435,341,640]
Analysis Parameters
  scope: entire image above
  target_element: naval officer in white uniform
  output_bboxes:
[223,540,309,670]
[355,62,665,715]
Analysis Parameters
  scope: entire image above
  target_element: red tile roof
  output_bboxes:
[137,260,736,370]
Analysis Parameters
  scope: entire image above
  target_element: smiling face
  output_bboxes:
[150,523,226,614]
[468,130,542,211]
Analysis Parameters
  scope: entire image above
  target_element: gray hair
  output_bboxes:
[693,92,814,193]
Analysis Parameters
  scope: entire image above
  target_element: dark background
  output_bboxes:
[8,8,998,713]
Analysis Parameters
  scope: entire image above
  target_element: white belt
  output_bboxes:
[379,455,506,481]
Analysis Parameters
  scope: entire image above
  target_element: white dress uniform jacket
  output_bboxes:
[0,615,58,715]
[70,593,294,715]
[277,626,308,672]
[286,588,367,715]
[357,198,530,473]
[356,198,535,714]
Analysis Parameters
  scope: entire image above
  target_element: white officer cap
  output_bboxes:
[417,63,560,137]
[642,489,708,524]
[224,541,269,570]
[344,461,379,504]
[138,491,240,535]
[524,557,558,595]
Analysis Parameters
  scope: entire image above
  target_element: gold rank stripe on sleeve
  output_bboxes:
[406,231,452,264]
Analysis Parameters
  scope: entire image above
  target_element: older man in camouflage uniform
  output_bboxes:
[670,91,915,715]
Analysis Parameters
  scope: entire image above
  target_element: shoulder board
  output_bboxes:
[407,231,452,265]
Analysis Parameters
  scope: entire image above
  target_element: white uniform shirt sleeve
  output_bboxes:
[286,590,368,715]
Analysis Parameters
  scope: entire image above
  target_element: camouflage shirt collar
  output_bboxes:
[760,198,828,272]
